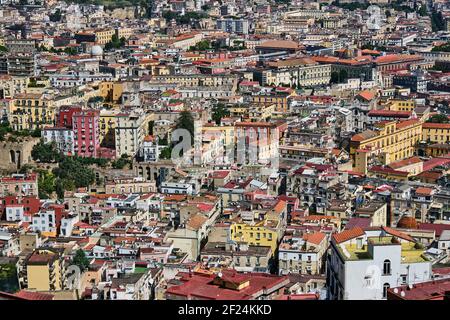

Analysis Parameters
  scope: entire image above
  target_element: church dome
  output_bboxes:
[91,45,103,57]
[397,215,418,229]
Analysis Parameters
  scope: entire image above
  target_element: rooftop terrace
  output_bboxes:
[337,236,429,263]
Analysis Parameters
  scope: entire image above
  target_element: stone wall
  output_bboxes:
[0,137,40,172]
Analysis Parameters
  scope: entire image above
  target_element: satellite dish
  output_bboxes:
[400,291,405,297]
[393,288,398,294]
[218,272,223,278]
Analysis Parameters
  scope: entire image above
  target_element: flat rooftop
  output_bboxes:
[338,236,429,263]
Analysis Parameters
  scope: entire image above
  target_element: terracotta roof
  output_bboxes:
[14,290,54,301]
[415,187,434,196]
[257,40,302,50]
[422,157,450,171]
[388,156,422,169]
[368,110,411,118]
[303,232,326,245]
[166,269,289,300]
[332,227,365,244]
[187,214,208,230]
[357,90,376,101]
[351,130,378,142]
[382,226,414,242]
[422,123,450,129]
[396,119,420,129]
[374,54,422,65]
[369,166,409,177]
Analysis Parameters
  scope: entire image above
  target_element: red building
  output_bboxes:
[57,106,82,129]
[72,110,100,158]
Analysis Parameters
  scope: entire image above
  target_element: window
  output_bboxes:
[383,260,391,275]
[383,283,390,299]
[401,275,407,284]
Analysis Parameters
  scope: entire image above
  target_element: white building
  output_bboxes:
[5,204,24,222]
[115,110,148,158]
[160,181,195,195]
[60,213,79,237]
[31,210,57,235]
[326,226,432,300]
[136,135,160,162]
[42,127,75,155]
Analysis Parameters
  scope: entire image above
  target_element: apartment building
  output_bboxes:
[42,127,75,156]
[422,123,450,144]
[256,57,331,88]
[115,110,149,158]
[327,227,431,300]
[278,229,327,275]
[350,119,422,174]
[25,248,65,292]
[9,93,56,130]
[0,173,38,197]
[72,110,100,158]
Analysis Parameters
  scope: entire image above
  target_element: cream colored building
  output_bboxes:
[115,110,149,158]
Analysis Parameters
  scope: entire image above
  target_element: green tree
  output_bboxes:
[189,40,211,52]
[0,263,19,293]
[176,110,194,146]
[72,249,90,272]
[418,5,428,16]
[159,146,172,159]
[111,154,132,169]
[31,141,61,163]
[212,103,230,125]
[53,157,95,189]
[330,71,340,84]
[427,114,449,123]
[0,122,13,141]
[339,70,348,83]
[38,170,56,199]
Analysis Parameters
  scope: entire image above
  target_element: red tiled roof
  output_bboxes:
[14,290,54,300]
[369,166,409,177]
[396,119,420,129]
[422,123,450,129]
[422,157,450,171]
[419,223,450,237]
[388,156,422,169]
[368,110,411,118]
[166,269,289,300]
[387,278,450,300]
[382,226,414,242]
[303,232,326,245]
[415,187,434,196]
[332,227,365,244]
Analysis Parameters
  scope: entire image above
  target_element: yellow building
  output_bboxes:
[202,125,235,147]
[94,28,115,45]
[99,109,120,147]
[248,103,276,121]
[9,93,56,130]
[350,119,422,174]
[99,81,123,105]
[229,223,278,254]
[26,249,63,291]
[422,122,450,143]
[116,27,133,40]
[251,91,296,113]
[229,105,248,118]
[385,99,416,112]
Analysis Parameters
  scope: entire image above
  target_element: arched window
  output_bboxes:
[383,259,391,275]
[383,283,390,299]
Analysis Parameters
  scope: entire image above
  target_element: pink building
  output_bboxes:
[72,110,100,158]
